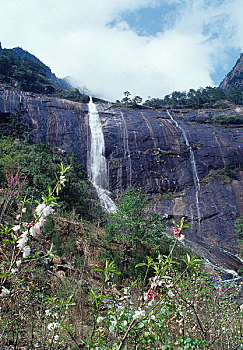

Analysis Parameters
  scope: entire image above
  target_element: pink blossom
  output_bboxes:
[145,290,156,301]
[150,291,156,298]
[173,226,180,237]
[27,221,35,229]
[104,289,110,296]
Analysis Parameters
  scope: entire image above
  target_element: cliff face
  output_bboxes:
[0,87,243,269]
[0,87,89,163]
[220,54,243,91]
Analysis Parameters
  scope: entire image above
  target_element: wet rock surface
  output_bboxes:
[0,87,243,270]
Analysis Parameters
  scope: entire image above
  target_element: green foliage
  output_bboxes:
[238,265,243,276]
[224,151,243,177]
[234,216,243,240]
[207,113,243,125]
[0,49,51,93]
[101,188,191,279]
[115,92,143,109]
[234,215,243,262]
[143,86,243,110]
[54,88,90,103]
[0,48,89,102]
[0,136,101,221]
[0,103,30,139]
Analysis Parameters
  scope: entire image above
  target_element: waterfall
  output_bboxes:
[88,97,116,213]
[167,110,201,227]
[121,112,132,188]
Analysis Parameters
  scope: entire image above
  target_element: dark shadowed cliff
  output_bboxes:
[0,86,242,270]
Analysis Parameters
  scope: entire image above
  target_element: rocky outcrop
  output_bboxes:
[220,53,243,91]
[0,86,242,270]
[0,87,89,163]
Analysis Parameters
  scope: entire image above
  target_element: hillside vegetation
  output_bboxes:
[0,47,89,102]
[115,87,243,112]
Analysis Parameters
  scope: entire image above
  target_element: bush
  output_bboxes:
[0,136,101,221]
[101,188,192,279]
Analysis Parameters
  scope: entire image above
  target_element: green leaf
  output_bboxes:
[135,263,147,268]
[0,272,11,278]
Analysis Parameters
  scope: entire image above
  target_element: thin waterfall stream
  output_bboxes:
[121,112,132,188]
[167,110,201,228]
[88,97,116,213]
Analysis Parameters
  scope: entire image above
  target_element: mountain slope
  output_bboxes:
[0,45,70,90]
[220,53,243,91]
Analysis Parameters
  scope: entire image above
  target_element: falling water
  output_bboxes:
[121,112,132,188]
[88,97,116,213]
[167,110,201,227]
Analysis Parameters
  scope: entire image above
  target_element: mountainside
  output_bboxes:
[0,87,242,271]
[0,44,70,90]
[220,53,243,91]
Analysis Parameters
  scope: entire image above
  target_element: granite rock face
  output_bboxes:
[0,87,89,163]
[220,53,243,91]
[1,87,243,269]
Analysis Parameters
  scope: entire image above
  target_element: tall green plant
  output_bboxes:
[102,188,189,279]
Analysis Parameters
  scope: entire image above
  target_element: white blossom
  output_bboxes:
[22,207,26,213]
[11,268,18,274]
[23,246,31,258]
[178,234,185,242]
[0,286,10,297]
[133,308,146,320]
[12,225,21,232]
[147,300,155,307]
[38,216,46,226]
[45,309,51,316]
[156,279,164,286]
[47,322,59,331]
[54,335,59,341]
[29,222,41,237]
[168,291,175,298]
[35,203,54,225]
[17,232,28,250]
[60,175,66,186]
[42,205,54,218]
[35,203,46,216]
[16,260,22,267]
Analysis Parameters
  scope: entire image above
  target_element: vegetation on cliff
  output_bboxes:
[0,47,89,102]
[115,86,242,111]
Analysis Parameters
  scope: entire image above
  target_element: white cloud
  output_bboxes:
[0,0,242,101]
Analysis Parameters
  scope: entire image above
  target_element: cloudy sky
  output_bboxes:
[0,0,242,101]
